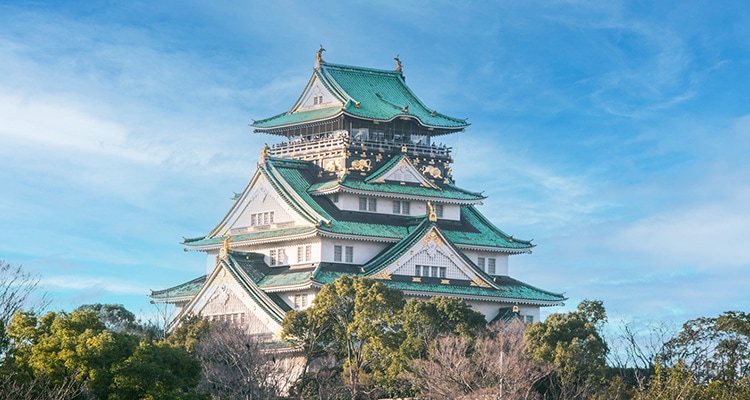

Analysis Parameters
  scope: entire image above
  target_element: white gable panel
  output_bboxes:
[371,227,494,288]
[297,76,342,111]
[373,157,435,188]
[382,162,423,184]
[184,265,283,336]
[224,174,312,235]
[393,247,471,280]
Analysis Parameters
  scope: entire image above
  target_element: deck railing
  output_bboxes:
[269,130,451,158]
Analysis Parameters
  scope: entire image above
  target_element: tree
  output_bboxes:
[0,261,49,326]
[525,299,609,400]
[640,311,750,399]
[6,307,207,400]
[0,372,84,400]
[412,320,551,399]
[399,296,486,360]
[283,275,405,399]
[196,321,295,399]
[110,341,208,400]
[75,303,141,334]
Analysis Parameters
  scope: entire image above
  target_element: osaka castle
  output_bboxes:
[150,49,565,338]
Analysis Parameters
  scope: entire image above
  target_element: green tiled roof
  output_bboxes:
[186,157,531,251]
[258,270,313,288]
[312,269,564,303]
[443,207,534,250]
[361,219,435,275]
[384,278,565,303]
[253,107,342,129]
[253,62,468,130]
[150,275,206,300]
[335,177,485,201]
[184,226,316,247]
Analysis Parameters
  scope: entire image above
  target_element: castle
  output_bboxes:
[150,49,565,337]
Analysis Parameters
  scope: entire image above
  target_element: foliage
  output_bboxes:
[282,276,489,399]
[4,307,206,400]
[75,303,141,334]
[309,275,405,399]
[635,311,750,399]
[166,313,211,354]
[525,299,609,399]
[109,341,207,400]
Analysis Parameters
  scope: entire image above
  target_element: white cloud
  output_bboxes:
[41,276,147,296]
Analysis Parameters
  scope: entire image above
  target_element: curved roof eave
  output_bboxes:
[341,110,469,131]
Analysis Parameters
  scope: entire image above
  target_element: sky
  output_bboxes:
[1,1,749,328]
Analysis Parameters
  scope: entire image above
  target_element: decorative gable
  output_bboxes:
[368,155,437,188]
[296,75,342,112]
[176,262,281,335]
[220,172,313,237]
[367,224,495,288]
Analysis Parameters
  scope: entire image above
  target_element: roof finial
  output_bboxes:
[261,143,270,162]
[427,201,437,222]
[316,45,326,67]
[220,234,232,258]
[394,55,402,72]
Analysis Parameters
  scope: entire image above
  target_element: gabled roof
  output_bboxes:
[184,157,531,252]
[308,155,485,203]
[252,62,469,131]
[364,154,437,187]
[361,219,494,284]
[168,252,291,326]
[150,275,206,302]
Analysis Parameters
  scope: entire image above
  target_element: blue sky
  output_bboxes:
[1,1,749,326]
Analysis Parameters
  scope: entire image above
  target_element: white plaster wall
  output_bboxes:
[464,300,541,323]
[336,193,460,221]
[280,289,318,311]
[320,237,387,264]
[461,251,510,275]
[231,179,298,231]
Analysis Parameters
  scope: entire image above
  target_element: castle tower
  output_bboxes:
[150,52,565,336]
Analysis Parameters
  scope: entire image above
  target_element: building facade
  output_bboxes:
[150,51,565,337]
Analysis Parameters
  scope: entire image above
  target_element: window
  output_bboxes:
[334,245,342,262]
[294,294,309,309]
[478,257,485,270]
[332,193,339,203]
[359,197,377,212]
[345,246,354,263]
[435,204,444,218]
[269,248,284,266]
[393,200,411,215]
[524,315,534,324]
[488,258,496,275]
[415,265,447,278]
[250,211,274,226]
[297,245,312,263]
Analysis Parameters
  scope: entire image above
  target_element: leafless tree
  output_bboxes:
[412,320,551,399]
[606,319,676,394]
[195,321,298,399]
[0,260,50,325]
[0,373,86,400]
